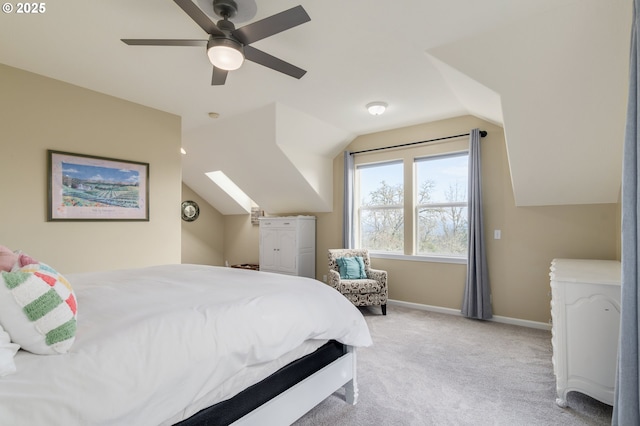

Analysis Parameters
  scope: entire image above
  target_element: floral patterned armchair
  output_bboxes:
[327,249,387,315]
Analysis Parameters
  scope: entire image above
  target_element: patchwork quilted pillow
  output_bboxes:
[0,262,77,355]
[337,256,367,279]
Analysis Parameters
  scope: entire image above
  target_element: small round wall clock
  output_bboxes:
[181,200,200,222]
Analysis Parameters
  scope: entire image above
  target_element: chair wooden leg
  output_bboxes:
[381,304,387,315]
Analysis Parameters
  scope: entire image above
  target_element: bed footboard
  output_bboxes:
[344,345,358,405]
[177,341,358,426]
[232,345,358,425]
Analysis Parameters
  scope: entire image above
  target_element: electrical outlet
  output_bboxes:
[322,274,327,283]
[494,229,501,240]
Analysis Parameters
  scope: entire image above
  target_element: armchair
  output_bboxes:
[327,249,387,315]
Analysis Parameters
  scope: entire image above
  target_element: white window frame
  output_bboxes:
[355,160,404,254]
[352,147,470,264]
[414,151,469,259]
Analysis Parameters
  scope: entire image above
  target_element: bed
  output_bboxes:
[0,262,372,425]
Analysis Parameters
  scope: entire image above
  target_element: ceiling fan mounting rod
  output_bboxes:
[217,18,236,33]
[213,0,238,19]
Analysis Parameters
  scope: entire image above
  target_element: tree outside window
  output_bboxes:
[415,153,469,257]
[357,161,403,253]
[355,152,468,258]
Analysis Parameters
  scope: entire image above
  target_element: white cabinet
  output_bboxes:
[549,258,621,407]
[259,216,315,278]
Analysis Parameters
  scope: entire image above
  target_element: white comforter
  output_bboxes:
[0,264,372,425]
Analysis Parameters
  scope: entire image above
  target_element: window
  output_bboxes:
[415,152,468,257]
[352,149,469,260]
[356,160,403,253]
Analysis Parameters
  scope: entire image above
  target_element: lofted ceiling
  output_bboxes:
[0,0,631,214]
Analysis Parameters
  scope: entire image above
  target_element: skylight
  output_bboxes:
[205,170,254,213]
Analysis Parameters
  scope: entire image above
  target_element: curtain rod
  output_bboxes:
[350,130,487,155]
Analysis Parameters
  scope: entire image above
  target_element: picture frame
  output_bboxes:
[251,206,264,225]
[48,150,149,221]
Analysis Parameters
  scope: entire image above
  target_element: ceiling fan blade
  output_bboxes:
[211,67,228,85]
[232,5,310,45]
[244,45,306,79]
[173,0,224,36]
[121,39,208,47]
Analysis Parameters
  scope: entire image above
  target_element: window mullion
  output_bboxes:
[404,157,414,256]
[360,205,403,211]
[416,202,467,208]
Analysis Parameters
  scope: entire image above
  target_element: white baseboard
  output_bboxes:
[387,299,551,331]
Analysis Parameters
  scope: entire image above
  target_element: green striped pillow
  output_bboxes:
[0,262,77,354]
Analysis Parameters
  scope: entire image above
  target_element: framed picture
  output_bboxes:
[251,206,264,225]
[48,150,149,221]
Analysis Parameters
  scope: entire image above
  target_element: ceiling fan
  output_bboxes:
[122,0,310,85]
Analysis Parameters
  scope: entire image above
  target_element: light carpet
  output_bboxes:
[294,305,613,426]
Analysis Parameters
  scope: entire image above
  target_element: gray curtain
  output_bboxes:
[461,128,492,320]
[343,151,355,249]
[613,1,640,423]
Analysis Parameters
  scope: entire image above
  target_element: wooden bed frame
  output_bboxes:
[178,342,358,426]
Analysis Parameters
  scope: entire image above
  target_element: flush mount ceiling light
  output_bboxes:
[366,101,388,116]
[207,37,244,71]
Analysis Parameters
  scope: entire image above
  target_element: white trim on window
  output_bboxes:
[369,251,467,264]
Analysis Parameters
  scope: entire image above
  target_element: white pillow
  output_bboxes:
[0,323,19,376]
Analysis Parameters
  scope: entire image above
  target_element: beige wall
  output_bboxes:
[0,64,182,273]
[223,214,260,266]
[6,65,612,325]
[179,114,617,324]
[179,185,258,267]
[179,206,266,268]
[315,115,619,324]
[181,183,225,266]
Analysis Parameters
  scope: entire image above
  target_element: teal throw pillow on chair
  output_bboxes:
[337,256,367,279]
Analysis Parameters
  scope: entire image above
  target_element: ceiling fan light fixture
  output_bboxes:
[207,38,244,71]
[366,101,388,116]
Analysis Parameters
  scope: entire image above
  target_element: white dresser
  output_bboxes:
[259,216,315,278]
[549,258,621,407]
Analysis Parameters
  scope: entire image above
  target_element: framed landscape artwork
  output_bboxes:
[48,150,149,221]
